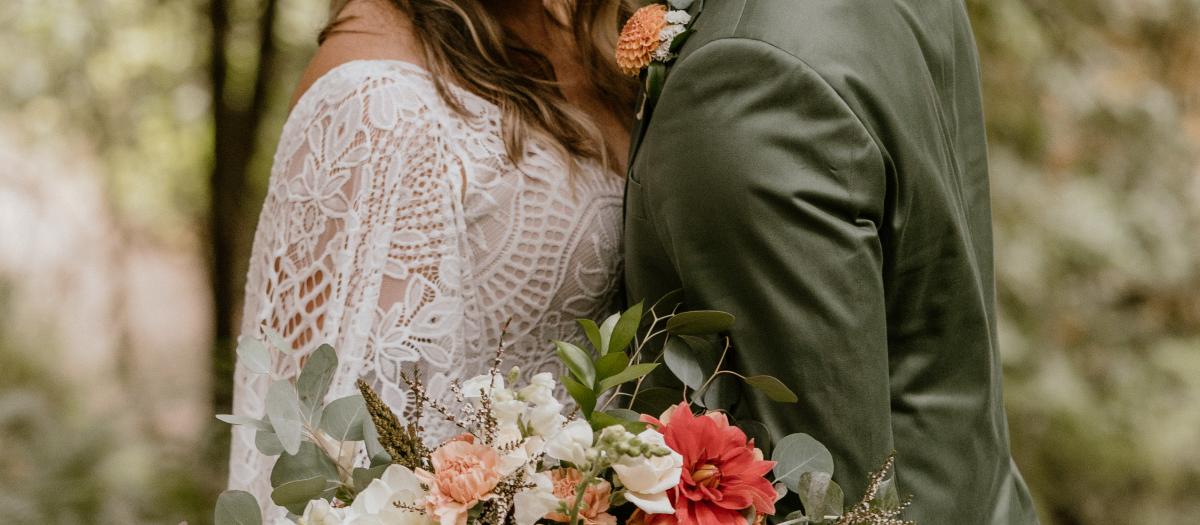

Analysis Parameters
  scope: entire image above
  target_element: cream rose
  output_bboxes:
[348,465,432,524]
[611,429,683,515]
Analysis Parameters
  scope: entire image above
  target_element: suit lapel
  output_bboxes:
[625,0,707,178]
[625,92,654,178]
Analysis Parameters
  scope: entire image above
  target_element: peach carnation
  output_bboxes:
[415,437,504,525]
[544,467,617,525]
[617,4,669,76]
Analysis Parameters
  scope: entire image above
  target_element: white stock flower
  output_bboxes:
[526,400,566,437]
[664,10,692,25]
[492,398,527,429]
[512,471,559,525]
[516,373,566,437]
[544,418,594,467]
[611,429,684,515]
[518,373,557,405]
[460,373,505,398]
[496,427,542,476]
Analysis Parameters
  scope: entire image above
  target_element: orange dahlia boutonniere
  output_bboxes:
[617,2,695,76]
[616,1,699,116]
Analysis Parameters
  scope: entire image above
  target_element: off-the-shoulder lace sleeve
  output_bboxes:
[227,64,471,511]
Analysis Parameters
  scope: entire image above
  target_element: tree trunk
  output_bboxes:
[208,0,280,416]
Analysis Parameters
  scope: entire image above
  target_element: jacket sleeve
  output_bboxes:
[632,37,894,498]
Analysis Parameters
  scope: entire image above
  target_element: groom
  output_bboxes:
[624,0,1039,523]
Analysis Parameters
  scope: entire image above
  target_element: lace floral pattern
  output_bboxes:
[227,60,624,514]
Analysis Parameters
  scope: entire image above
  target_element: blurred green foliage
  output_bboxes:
[0,0,1197,523]
[0,285,221,524]
[968,0,1200,523]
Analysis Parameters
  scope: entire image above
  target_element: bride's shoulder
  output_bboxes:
[289,0,432,110]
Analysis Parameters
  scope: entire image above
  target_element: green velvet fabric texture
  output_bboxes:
[623,1,1039,523]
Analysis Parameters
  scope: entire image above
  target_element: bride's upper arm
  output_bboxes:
[290,0,425,110]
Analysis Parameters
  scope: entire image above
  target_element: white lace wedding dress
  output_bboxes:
[227,60,625,512]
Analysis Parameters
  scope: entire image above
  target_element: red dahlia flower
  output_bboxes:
[641,403,778,525]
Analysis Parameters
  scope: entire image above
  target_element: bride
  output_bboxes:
[227,0,637,510]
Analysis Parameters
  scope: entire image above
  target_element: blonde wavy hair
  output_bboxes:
[323,0,638,172]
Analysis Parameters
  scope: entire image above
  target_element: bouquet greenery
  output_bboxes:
[216,297,910,525]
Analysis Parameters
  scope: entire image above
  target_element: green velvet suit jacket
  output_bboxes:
[623,1,1039,523]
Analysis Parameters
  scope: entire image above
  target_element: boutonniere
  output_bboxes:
[616,0,700,117]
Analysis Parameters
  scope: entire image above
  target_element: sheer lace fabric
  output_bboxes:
[227,60,624,513]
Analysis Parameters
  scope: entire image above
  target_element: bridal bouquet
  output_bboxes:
[216,297,910,525]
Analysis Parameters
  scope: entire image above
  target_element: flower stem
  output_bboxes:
[692,338,732,400]
[567,471,597,525]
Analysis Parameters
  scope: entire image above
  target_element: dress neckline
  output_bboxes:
[289,59,497,119]
[285,58,624,179]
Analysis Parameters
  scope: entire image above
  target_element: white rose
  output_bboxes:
[544,418,594,467]
[512,471,559,525]
[611,429,683,515]
[295,499,345,525]
[347,465,431,524]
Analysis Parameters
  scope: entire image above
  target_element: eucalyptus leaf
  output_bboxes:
[562,374,596,417]
[784,510,807,522]
[319,395,367,441]
[214,490,262,525]
[607,302,643,355]
[216,414,272,432]
[236,337,271,375]
[772,433,835,492]
[265,379,305,455]
[297,345,337,419]
[270,441,340,513]
[744,375,799,403]
[270,476,329,515]
[595,351,629,382]
[700,374,741,411]
[555,341,596,387]
[797,471,844,520]
[254,429,285,456]
[577,318,603,354]
[362,417,391,467]
[665,310,735,335]
[270,441,340,487]
[663,336,707,390]
[597,363,659,392]
[352,465,389,493]
[667,0,694,9]
[264,328,290,353]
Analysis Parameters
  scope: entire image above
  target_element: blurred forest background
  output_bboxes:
[0,0,1197,523]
